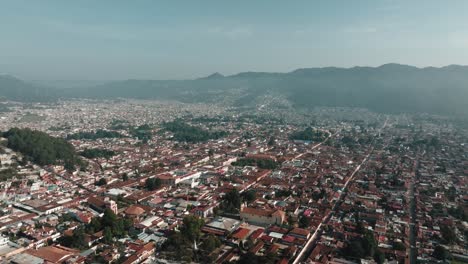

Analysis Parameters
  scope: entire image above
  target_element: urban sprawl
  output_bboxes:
[0,100,466,264]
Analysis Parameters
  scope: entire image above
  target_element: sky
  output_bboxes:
[1,0,468,80]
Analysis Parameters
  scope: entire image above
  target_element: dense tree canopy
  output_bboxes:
[67,129,124,140]
[0,168,17,182]
[222,189,242,213]
[2,128,84,170]
[232,158,279,169]
[80,148,116,159]
[180,215,205,242]
[243,190,256,204]
[342,230,384,263]
[129,124,153,142]
[145,177,161,191]
[161,215,206,262]
[432,245,451,260]
[290,127,327,142]
[96,178,107,186]
[200,235,221,252]
[85,208,133,242]
[163,120,227,143]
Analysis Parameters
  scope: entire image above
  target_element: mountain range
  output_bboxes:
[1,63,468,116]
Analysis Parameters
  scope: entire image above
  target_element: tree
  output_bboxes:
[102,209,118,228]
[222,189,241,213]
[180,215,205,243]
[145,177,161,191]
[3,128,84,169]
[163,120,227,143]
[440,225,457,244]
[299,216,311,228]
[57,227,87,249]
[80,148,116,159]
[96,178,107,186]
[232,158,279,169]
[201,235,221,252]
[103,227,113,243]
[238,252,258,264]
[67,129,124,140]
[268,136,275,146]
[87,217,102,233]
[393,241,406,251]
[289,127,327,142]
[243,190,256,204]
[342,230,379,260]
[122,173,129,181]
[164,231,184,251]
[432,245,450,261]
[374,249,385,264]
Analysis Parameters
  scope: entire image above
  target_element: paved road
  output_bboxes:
[408,159,418,264]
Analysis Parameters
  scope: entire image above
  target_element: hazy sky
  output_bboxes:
[2,0,468,80]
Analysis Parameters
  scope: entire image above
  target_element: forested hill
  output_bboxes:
[2,128,84,170]
[2,64,468,116]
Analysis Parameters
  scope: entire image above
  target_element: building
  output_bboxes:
[240,207,286,226]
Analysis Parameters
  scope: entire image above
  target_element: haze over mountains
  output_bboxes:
[1,63,468,116]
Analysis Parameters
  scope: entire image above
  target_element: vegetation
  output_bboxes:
[2,128,84,170]
[163,120,227,143]
[298,215,312,228]
[440,224,457,244]
[237,252,278,264]
[0,168,18,182]
[67,129,124,140]
[145,177,161,191]
[432,245,451,261]
[80,148,116,159]
[290,127,327,142]
[58,209,133,249]
[221,189,241,214]
[232,158,279,169]
[341,230,384,264]
[4,65,468,116]
[122,173,129,181]
[95,178,107,186]
[448,206,467,221]
[57,227,88,249]
[162,215,208,262]
[242,190,256,204]
[129,124,153,142]
[200,235,221,252]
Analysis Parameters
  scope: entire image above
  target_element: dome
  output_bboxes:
[125,205,145,216]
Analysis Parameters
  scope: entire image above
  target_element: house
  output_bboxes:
[288,227,310,240]
[202,217,241,236]
[240,207,286,226]
[121,242,155,264]
[87,196,118,215]
[22,245,79,263]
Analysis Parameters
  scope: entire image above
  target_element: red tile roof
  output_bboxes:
[232,228,250,240]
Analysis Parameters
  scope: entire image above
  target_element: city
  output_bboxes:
[0,99,465,263]
[1,1,468,264]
